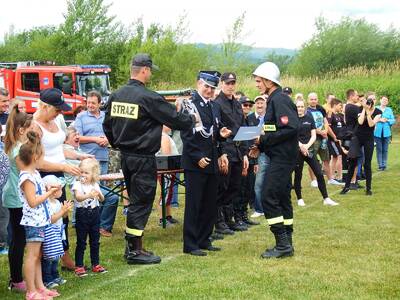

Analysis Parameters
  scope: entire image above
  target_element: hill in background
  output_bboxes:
[196,43,297,63]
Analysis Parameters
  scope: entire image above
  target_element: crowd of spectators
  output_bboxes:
[0,79,396,297]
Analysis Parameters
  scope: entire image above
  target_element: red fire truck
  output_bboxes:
[0,61,111,116]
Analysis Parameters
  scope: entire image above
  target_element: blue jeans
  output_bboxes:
[171,173,180,206]
[357,147,365,177]
[254,153,270,213]
[99,161,118,232]
[375,136,390,169]
[41,258,59,284]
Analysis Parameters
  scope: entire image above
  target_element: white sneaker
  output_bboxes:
[297,199,306,206]
[251,211,264,218]
[328,179,345,186]
[310,180,318,188]
[323,197,339,206]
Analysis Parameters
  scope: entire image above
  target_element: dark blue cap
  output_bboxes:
[40,88,71,111]
[132,53,159,70]
[282,87,293,95]
[239,96,254,105]
[198,71,221,88]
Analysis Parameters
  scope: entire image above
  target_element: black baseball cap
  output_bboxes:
[239,96,254,105]
[40,88,71,111]
[131,53,159,70]
[221,72,237,83]
[283,87,293,95]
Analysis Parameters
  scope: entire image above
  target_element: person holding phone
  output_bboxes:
[341,92,381,195]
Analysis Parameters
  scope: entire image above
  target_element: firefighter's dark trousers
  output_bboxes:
[121,153,157,237]
[262,159,295,235]
[216,161,242,224]
[183,170,218,252]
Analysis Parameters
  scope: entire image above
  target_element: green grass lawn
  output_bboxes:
[1,134,399,300]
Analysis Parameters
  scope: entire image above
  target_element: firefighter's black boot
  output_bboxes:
[285,225,294,251]
[215,207,234,235]
[242,211,260,226]
[125,235,161,265]
[210,232,225,241]
[226,205,248,231]
[261,231,293,259]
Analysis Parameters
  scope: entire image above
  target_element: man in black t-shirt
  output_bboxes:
[342,89,361,187]
[328,99,346,182]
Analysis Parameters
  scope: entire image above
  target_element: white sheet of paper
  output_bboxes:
[233,126,262,141]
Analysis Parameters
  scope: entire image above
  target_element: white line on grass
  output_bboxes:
[63,255,181,300]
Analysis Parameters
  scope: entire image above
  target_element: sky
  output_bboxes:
[1,0,400,49]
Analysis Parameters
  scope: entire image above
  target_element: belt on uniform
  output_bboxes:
[226,138,242,147]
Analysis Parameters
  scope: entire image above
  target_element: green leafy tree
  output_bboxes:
[0,26,59,62]
[218,12,253,73]
[289,17,400,77]
[57,0,120,63]
[265,51,293,74]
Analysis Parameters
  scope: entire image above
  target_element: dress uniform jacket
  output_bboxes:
[180,92,223,174]
[214,92,247,162]
[180,91,223,253]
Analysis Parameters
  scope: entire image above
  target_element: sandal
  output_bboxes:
[25,291,51,300]
[38,287,60,297]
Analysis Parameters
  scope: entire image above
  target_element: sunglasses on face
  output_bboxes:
[243,104,253,108]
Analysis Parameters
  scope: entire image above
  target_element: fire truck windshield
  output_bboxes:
[76,74,110,97]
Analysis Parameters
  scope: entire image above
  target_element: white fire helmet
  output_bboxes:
[252,62,281,86]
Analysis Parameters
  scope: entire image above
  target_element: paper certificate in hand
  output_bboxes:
[233,126,263,141]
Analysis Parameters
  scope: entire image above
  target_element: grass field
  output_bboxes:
[1,133,399,300]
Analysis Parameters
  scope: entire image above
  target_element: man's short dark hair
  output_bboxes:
[87,90,102,103]
[330,98,342,108]
[346,89,355,100]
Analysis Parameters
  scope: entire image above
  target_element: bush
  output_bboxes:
[286,61,400,114]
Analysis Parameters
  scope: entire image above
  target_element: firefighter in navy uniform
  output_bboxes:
[250,62,299,259]
[103,54,195,264]
[180,71,231,256]
[214,73,252,235]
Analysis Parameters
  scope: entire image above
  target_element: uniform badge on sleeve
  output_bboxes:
[111,102,139,119]
[280,116,289,125]
[263,124,276,132]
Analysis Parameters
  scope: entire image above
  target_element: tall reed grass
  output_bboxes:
[155,61,400,113]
